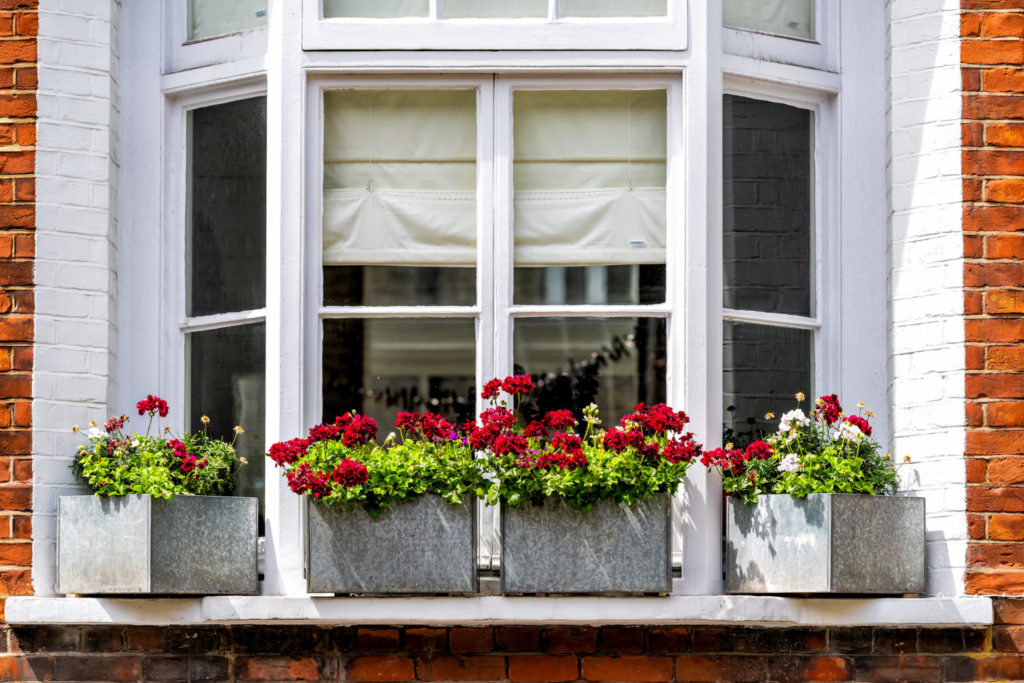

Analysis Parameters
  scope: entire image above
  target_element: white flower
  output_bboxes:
[87,427,104,440]
[836,422,864,442]
[778,453,801,473]
[778,409,809,434]
[131,439,140,447]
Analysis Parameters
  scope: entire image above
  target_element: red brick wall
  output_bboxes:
[0,0,34,619]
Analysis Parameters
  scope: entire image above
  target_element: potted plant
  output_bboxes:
[268,410,487,594]
[59,395,257,595]
[707,393,925,595]
[480,375,702,595]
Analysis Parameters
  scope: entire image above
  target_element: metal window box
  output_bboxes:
[501,494,672,595]
[307,494,478,595]
[57,494,259,595]
[726,493,926,595]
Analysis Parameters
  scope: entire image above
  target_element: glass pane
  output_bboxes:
[513,265,664,306]
[323,90,477,306]
[724,0,815,40]
[188,97,267,318]
[513,317,666,427]
[188,323,266,530]
[513,90,667,304]
[444,0,547,18]
[188,0,266,41]
[323,0,429,18]
[560,0,667,17]
[723,95,812,317]
[722,321,811,448]
[323,318,477,429]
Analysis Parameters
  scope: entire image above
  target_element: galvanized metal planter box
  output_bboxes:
[726,493,926,595]
[307,494,477,595]
[501,494,672,595]
[57,494,259,595]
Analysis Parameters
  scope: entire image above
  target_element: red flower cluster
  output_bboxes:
[480,378,502,399]
[137,395,169,418]
[621,403,689,436]
[268,437,309,467]
[341,415,377,447]
[286,462,332,499]
[544,410,576,431]
[501,375,535,396]
[534,432,586,470]
[331,458,369,487]
[663,439,700,464]
[843,415,872,437]
[104,414,127,434]
[396,412,456,441]
[816,394,842,425]
[169,438,205,473]
[700,440,772,474]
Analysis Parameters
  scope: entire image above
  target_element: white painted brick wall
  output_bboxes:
[33,0,120,597]
[887,0,966,597]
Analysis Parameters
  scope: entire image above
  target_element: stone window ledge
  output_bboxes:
[5,595,993,628]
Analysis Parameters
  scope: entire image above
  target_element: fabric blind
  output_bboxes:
[188,0,266,41]
[513,90,667,266]
[723,0,814,40]
[443,0,547,18]
[559,0,667,17]
[323,0,429,17]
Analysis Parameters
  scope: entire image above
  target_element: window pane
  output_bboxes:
[723,95,812,317]
[323,90,477,306]
[188,0,266,41]
[514,265,664,306]
[722,321,811,448]
[444,0,547,18]
[188,323,266,529]
[560,0,666,17]
[323,0,428,18]
[723,0,815,40]
[188,97,267,318]
[323,318,477,429]
[513,317,666,426]
[513,90,667,304]
[325,266,475,307]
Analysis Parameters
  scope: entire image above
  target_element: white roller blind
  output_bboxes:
[559,0,667,17]
[323,0,429,17]
[188,0,266,41]
[443,0,547,18]
[323,90,477,266]
[723,0,814,40]
[513,90,667,266]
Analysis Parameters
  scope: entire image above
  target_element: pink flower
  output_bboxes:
[136,395,169,418]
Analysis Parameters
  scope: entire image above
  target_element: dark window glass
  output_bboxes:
[723,94,811,316]
[722,321,811,447]
[514,265,665,306]
[513,317,666,427]
[324,266,476,307]
[188,323,266,529]
[322,318,477,430]
[188,97,267,317]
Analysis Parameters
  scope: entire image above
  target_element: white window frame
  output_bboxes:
[723,0,839,72]
[301,0,688,51]
[164,0,268,73]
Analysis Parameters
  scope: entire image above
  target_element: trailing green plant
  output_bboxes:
[72,395,244,498]
[267,411,488,518]
[704,393,902,504]
[477,376,703,510]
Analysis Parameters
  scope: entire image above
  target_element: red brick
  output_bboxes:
[496,627,540,652]
[14,177,33,201]
[346,656,415,681]
[966,234,984,258]
[543,627,596,653]
[12,346,31,371]
[969,542,1024,569]
[974,654,1024,679]
[966,289,983,314]
[645,628,690,654]
[0,430,30,455]
[0,375,29,398]
[13,458,30,482]
[970,571,1024,594]
[449,628,493,653]
[0,349,11,372]
[965,67,983,92]
[0,182,12,204]
[987,345,1024,369]
[0,486,30,511]
[964,121,984,146]
[14,123,33,146]
[508,655,578,682]
[801,656,850,682]
[968,401,985,427]
[0,233,10,259]
[969,486,1024,512]
[971,149,1024,175]
[964,11,983,37]
[0,459,12,484]
[969,512,988,539]
[991,514,1024,541]
[997,624,1024,653]
[966,93,1024,119]
[0,38,33,64]
[982,13,1024,38]
[964,39,1024,65]
[987,178,1024,203]
[236,656,320,680]
[675,655,765,683]
[965,177,983,202]
[968,456,988,482]
[599,627,643,654]
[988,403,1024,429]
[404,628,446,653]
[16,65,36,90]
[994,597,1024,623]
[581,656,673,682]
[11,514,28,538]
[416,655,505,681]
[0,568,31,594]
[966,262,1024,288]
[0,542,31,566]
[358,628,400,652]
[13,233,32,259]
[968,319,1024,344]
[15,10,36,36]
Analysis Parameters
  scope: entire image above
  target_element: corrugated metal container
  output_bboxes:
[307,494,477,594]
[726,493,926,595]
[57,494,259,595]
[501,494,672,595]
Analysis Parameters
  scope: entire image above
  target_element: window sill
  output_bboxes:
[5,594,993,628]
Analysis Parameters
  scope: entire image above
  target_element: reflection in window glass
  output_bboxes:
[513,90,667,304]
[723,95,812,316]
[188,97,267,318]
[723,0,814,40]
[323,0,429,18]
[322,90,477,306]
[722,322,811,448]
[188,323,266,529]
[444,0,547,18]
[559,0,667,17]
[322,319,477,429]
[513,317,666,427]
[188,0,266,41]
